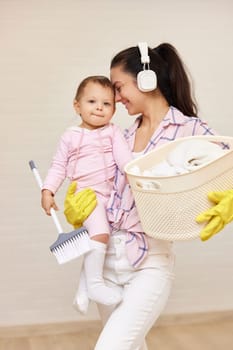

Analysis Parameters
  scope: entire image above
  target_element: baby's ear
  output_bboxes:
[73,99,80,114]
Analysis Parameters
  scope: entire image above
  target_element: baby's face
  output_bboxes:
[74,82,115,130]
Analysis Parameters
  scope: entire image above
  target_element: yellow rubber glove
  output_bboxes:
[64,182,97,229]
[196,189,233,241]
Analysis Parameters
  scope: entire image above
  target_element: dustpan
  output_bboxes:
[125,135,233,241]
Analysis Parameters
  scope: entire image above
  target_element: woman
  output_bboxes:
[64,42,217,350]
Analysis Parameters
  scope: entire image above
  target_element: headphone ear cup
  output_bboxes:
[137,70,157,92]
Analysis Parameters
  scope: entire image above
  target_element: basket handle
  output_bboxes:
[135,179,162,191]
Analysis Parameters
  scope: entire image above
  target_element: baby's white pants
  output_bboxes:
[94,231,175,350]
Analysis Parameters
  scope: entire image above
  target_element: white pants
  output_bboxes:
[94,231,175,350]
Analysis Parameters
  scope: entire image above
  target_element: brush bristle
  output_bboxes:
[50,228,91,264]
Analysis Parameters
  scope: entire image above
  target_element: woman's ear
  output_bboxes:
[73,99,80,114]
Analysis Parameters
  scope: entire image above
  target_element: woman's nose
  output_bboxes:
[115,91,121,102]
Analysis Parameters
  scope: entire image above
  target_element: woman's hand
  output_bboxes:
[64,182,97,229]
[41,189,59,215]
[196,189,233,241]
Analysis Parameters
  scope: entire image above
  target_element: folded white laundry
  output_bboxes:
[167,139,226,173]
[130,139,227,189]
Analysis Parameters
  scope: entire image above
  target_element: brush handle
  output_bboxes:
[29,160,63,234]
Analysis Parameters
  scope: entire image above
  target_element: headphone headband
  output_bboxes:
[138,42,150,64]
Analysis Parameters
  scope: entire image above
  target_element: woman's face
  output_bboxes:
[110,65,146,116]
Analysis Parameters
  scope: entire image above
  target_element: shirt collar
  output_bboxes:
[162,106,187,127]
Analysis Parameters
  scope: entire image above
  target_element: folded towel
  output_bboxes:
[167,139,226,172]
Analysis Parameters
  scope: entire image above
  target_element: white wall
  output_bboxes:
[0,0,233,326]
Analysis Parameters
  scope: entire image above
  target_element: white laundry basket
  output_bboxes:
[124,135,233,241]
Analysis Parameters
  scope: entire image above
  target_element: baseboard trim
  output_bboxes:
[0,320,101,338]
[157,309,233,326]
[1,310,233,338]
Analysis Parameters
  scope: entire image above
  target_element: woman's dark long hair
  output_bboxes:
[110,43,198,117]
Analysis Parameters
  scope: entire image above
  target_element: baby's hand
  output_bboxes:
[41,189,59,215]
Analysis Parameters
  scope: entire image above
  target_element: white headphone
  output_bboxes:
[137,42,157,92]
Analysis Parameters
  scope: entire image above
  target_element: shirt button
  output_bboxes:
[115,237,121,244]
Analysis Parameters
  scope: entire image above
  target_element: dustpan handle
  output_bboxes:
[29,160,63,234]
